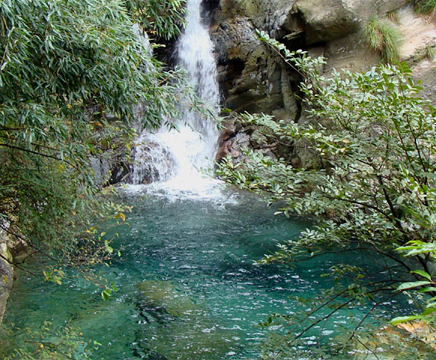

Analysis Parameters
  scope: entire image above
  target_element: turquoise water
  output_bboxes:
[3,191,410,359]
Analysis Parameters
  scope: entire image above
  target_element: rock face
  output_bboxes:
[213,2,302,122]
[90,149,131,187]
[211,0,436,165]
[0,226,27,325]
[0,233,13,325]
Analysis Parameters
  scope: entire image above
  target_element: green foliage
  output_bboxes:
[4,321,95,359]
[125,0,186,41]
[217,32,436,345]
[0,0,190,273]
[414,0,436,14]
[364,16,401,63]
[424,44,436,60]
[392,242,436,324]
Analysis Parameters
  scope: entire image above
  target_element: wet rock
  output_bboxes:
[216,115,294,165]
[90,149,131,187]
[130,140,176,185]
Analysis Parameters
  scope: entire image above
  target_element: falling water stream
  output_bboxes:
[131,0,220,197]
[2,1,421,359]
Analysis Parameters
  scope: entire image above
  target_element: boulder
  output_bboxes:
[296,0,360,45]
[0,230,14,325]
[296,0,409,45]
[90,149,131,188]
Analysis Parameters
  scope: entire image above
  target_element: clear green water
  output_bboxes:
[3,191,410,359]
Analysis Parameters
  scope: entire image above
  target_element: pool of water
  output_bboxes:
[2,190,413,359]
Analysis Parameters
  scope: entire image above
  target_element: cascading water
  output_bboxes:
[131,0,221,197]
[3,5,418,356]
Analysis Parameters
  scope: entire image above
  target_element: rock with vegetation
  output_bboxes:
[213,0,409,116]
[212,0,436,166]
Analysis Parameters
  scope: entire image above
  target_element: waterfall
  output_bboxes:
[131,0,221,196]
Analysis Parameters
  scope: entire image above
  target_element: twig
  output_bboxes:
[0,143,81,171]
[0,252,38,277]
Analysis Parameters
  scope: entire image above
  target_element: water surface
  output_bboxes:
[3,192,411,359]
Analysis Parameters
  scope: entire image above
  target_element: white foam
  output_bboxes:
[128,0,225,202]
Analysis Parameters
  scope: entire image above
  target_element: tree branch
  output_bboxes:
[0,143,80,170]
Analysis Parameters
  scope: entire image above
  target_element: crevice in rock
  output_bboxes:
[202,0,220,23]
[220,58,246,99]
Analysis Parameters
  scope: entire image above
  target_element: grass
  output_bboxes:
[415,0,436,14]
[364,16,402,63]
[425,44,436,60]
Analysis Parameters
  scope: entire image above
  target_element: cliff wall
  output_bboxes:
[212,0,436,164]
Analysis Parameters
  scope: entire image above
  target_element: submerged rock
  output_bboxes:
[138,280,200,318]
[136,279,243,359]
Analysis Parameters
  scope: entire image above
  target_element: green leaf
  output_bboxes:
[418,286,436,293]
[411,270,433,281]
[391,315,422,325]
[423,306,436,314]
[101,289,111,301]
[397,281,431,291]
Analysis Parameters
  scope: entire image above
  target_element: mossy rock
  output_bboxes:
[138,280,200,317]
[136,280,244,359]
